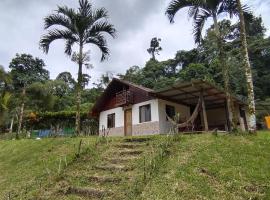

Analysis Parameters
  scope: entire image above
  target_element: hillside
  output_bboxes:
[0,132,269,199]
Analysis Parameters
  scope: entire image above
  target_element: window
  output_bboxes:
[107,113,115,128]
[139,104,151,123]
[166,105,175,120]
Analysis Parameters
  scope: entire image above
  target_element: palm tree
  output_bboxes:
[236,0,256,132]
[166,0,240,131]
[40,0,116,135]
[147,37,162,60]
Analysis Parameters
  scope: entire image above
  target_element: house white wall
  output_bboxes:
[158,99,190,134]
[132,99,159,125]
[99,99,160,136]
[98,98,248,136]
[99,107,124,130]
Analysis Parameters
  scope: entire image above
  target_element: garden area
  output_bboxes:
[0,0,270,137]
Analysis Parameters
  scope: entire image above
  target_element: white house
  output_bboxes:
[91,78,248,136]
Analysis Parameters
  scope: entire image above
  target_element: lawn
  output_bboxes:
[140,131,270,200]
[0,131,269,199]
[0,137,97,199]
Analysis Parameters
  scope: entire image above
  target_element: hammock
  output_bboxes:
[167,97,202,129]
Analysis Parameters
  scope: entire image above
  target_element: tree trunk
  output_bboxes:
[152,51,155,61]
[9,116,14,134]
[213,14,235,131]
[17,87,26,138]
[236,0,256,132]
[0,92,6,128]
[75,43,83,136]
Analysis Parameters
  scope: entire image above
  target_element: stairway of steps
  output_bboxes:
[43,137,152,200]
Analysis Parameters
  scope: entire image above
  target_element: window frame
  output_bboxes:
[107,113,115,128]
[139,104,151,123]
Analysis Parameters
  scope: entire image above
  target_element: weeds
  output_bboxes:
[126,134,180,198]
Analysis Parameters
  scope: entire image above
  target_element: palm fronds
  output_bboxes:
[165,0,245,44]
[39,0,116,60]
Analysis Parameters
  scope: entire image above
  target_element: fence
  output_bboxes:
[31,128,75,138]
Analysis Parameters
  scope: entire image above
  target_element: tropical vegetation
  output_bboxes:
[0,0,269,135]
[39,0,116,135]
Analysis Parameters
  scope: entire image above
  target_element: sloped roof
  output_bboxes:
[152,80,247,108]
[91,79,247,116]
[114,78,154,93]
[91,78,153,115]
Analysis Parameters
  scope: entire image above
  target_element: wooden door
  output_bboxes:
[125,109,132,136]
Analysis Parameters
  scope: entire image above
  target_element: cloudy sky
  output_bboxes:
[0,0,269,85]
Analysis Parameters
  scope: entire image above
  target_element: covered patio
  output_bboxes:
[151,80,248,132]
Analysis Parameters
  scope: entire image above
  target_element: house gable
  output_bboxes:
[91,78,154,116]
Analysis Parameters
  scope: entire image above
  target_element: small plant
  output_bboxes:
[232,129,250,136]
[127,135,179,198]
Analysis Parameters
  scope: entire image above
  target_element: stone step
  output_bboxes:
[94,164,133,172]
[104,157,137,164]
[67,174,122,185]
[67,187,111,198]
[114,143,145,149]
[124,137,151,143]
[87,175,122,184]
[118,150,143,156]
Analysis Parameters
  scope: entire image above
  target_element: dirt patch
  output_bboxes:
[67,187,110,198]
[244,184,267,194]
[88,176,122,184]
[115,143,144,149]
[95,164,133,172]
[198,168,216,178]
[104,157,137,164]
[119,150,143,156]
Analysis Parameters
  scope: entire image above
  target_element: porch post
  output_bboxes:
[200,91,209,132]
[225,99,232,132]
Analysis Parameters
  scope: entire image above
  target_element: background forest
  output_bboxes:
[0,14,269,134]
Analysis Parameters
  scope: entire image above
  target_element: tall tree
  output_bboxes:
[56,71,76,90]
[236,0,256,132]
[9,54,49,137]
[166,0,243,131]
[0,66,11,130]
[40,0,116,135]
[147,37,162,60]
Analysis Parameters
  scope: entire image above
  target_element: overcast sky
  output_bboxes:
[0,0,269,85]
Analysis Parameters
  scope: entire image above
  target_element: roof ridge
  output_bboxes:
[113,78,154,92]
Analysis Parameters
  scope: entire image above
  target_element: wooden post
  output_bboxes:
[200,91,209,132]
[225,100,232,132]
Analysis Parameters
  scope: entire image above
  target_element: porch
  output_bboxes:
[152,80,248,132]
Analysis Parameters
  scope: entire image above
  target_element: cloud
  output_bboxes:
[0,0,269,85]
[245,0,270,35]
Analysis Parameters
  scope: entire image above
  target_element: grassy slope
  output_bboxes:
[140,131,270,200]
[0,132,269,199]
[0,137,96,198]
[36,136,167,199]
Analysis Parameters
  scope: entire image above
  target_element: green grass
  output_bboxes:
[0,137,97,198]
[140,131,270,200]
[0,131,270,199]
